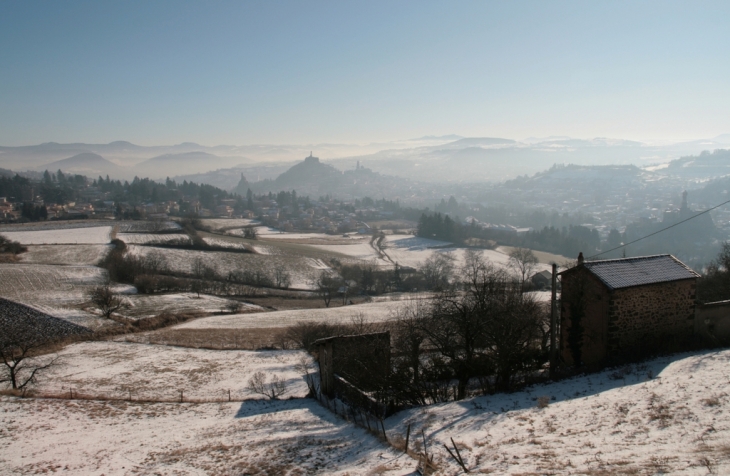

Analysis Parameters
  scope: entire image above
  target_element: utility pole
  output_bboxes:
[549,263,558,379]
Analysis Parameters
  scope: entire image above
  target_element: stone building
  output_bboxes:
[560,254,699,368]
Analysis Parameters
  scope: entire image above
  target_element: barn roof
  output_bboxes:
[561,254,699,291]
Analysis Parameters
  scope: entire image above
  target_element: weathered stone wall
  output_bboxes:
[560,269,611,367]
[607,279,696,357]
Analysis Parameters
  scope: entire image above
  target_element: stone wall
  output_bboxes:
[560,269,611,367]
[560,269,697,368]
[607,279,696,358]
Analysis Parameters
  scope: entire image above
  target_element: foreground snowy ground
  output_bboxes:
[2,347,729,474]
[385,349,730,475]
[0,399,408,475]
[28,342,312,401]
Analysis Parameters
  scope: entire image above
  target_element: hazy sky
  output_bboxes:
[1,1,729,146]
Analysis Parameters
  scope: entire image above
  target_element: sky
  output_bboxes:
[1,1,729,146]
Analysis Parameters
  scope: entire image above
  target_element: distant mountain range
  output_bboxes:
[43,153,123,178]
[1,134,729,187]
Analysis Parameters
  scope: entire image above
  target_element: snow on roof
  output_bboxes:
[563,254,699,290]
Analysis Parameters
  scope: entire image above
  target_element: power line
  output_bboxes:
[587,198,730,260]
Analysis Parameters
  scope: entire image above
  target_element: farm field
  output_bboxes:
[0,263,118,328]
[117,221,181,232]
[256,228,368,245]
[19,244,112,265]
[29,341,311,401]
[497,245,572,266]
[310,241,390,265]
[116,232,191,245]
[126,244,335,289]
[0,397,407,475]
[383,234,554,274]
[0,220,118,232]
[201,236,250,250]
[124,293,263,319]
[0,225,112,244]
[385,348,730,475]
[199,217,256,231]
[175,299,408,330]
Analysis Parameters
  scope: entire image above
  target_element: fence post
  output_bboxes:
[228,389,231,402]
[180,390,183,403]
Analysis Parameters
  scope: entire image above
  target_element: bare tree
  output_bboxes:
[224,300,243,314]
[0,336,59,390]
[419,253,547,399]
[88,285,128,319]
[0,299,87,391]
[143,250,168,275]
[312,271,339,307]
[149,217,167,233]
[248,371,287,399]
[274,265,291,289]
[390,299,431,404]
[242,225,258,240]
[419,252,456,291]
[508,247,539,290]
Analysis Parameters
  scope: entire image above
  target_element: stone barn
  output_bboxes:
[313,332,390,398]
[559,254,699,368]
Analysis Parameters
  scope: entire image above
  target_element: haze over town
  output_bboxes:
[2,2,730,475]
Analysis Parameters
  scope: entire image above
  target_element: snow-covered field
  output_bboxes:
[127,245,330,289]
[0,220,117,232]
[117,221,181,232]
[1,226,112,244]
[200,218,256,230]
[116,232,191,245]
[3,347,728,475]
[175,300,408,330]
[385,349,730,475]
[311,241,390,265]
[0,264,111,328]
[257,228,366,244]
[124,293,262,319]
[202,236,249,250]
[28,341,311,401]
[383,234,553,275]
[0,398,407,475]
[19,244,112,265]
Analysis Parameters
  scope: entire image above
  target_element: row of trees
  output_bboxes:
[416,210,604,260]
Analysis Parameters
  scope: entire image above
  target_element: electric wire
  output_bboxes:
[587,198,730,260]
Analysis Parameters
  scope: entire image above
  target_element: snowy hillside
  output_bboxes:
[385,349,730,475]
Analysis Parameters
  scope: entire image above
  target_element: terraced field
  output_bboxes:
[0,264,115,328]
[19,244,112,265]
